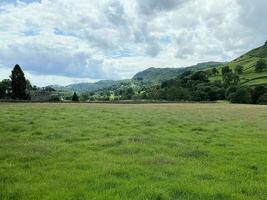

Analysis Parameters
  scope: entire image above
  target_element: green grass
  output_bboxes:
[0,103,267,200]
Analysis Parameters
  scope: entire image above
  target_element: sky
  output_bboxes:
[0,0,266,86]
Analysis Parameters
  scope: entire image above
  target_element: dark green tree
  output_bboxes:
[72,92,79,102]
[125,87,134,99]
[251,86,266,104]
[221,66,232,75]
[212,68,219,76]
[10,64,27,99]
[228,87,251,104]
[255,59,266,72]
[0,79,12,99]
[190,71,209,82]
[0,82,5,99]
[234,65,244,74]
[225,86,237,100]
[257,93,267,105]
[223,72,239,86]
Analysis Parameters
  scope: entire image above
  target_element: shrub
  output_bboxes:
[251,86,266,104]
[221,66,232,75]
[235,65,244,74]
[255,59,266,72]
[49,96,61,102]
[228,87,251,104]
[257,93,267,105]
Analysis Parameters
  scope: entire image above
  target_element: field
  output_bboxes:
[0,103,267,200]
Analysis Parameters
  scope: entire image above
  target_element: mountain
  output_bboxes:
[52,62,223,92]
[132,62,224,84]
[54,79,137,92]
[51,42,267,92]
[210,42,267,86]
[64,80,117,92]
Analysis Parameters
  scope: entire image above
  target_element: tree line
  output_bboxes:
[0,65,79,102]
[82,60,267,104]
[1,62,267,104]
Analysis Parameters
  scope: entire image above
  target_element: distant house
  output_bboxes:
[30,90,62,102]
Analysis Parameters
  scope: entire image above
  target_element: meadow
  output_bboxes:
[0,103,266,200]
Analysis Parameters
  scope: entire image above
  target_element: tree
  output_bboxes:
[205,85,225,101]
[10,64,27,99]
[225,86,237,100]
[221,66,232,75]
[228,87,251,104]
[257,93,267,105]
[43,86,56,92]
[255,59,266,72]
[0,79,12,99]
[72,92,79,102]
[0,82,5,99]
[125,87,135,99]
[234,65,244,74]
[223,72,239,86]
[251,86,266,104]
[212,68,219,76]
[190,71,209,82]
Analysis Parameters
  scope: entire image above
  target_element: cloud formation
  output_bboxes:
[0,0,266,86]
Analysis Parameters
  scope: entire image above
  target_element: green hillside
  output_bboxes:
[210,42,267,86]
[133,62,223,84]
[52,43,267,93]
[51,80,119,92]
[54,62,223,92]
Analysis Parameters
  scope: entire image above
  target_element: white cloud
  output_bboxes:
[0,0,266,86]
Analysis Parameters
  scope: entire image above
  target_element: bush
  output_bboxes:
[228,87,251,104]
[251,86,266,104]
[257,93,267,105]
[190,71,209,82]
[192,90,208,101]
[234,65,244,74]
[205,86,225,101]
[223,72,239,86]
[49,96,61,102]
[221,66,232,75]
[211,68,219,76]
[255,59,266,72]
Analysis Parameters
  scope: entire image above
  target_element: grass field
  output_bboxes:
[0,103,267,200]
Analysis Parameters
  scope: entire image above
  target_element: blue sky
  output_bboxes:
[0,0,266,86]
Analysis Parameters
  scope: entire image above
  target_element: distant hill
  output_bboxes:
[52,62,223,92]
[51,42,267,92]
[64,80,117,92]
[53,80,135,92]
[50,80,116,92]
[132,62,224,84]
[210,42,267,86]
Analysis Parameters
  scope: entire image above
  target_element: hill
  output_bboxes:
[55,62,223,92]
[210,42,267,86]
[51,42,267,92]
[133,62,223,84]
[52,80,119,92]
[64,80,118,92]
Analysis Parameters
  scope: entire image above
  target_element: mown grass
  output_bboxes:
[0,103,267,200]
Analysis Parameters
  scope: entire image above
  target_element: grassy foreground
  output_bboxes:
[0,103,266,200]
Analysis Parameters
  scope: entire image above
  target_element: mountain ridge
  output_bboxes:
[54,61,224,92]
[52,42,267,92]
